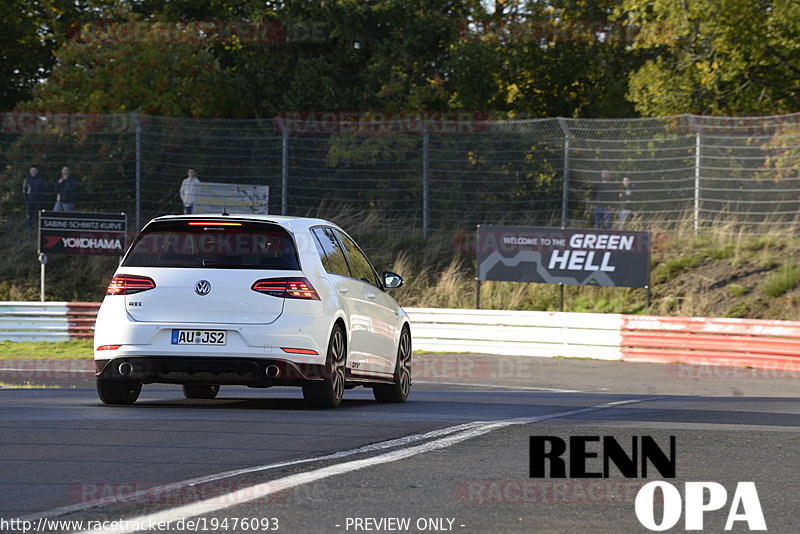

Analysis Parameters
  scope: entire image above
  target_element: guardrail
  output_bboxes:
[619,315,800,371]
[0,302,100,342]
[407,308,800,371]
[1,303,798,372]
[406,308,623,360]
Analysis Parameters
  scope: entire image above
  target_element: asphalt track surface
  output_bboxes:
[0,354,798,533]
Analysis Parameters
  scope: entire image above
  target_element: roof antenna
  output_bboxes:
[222,207,230,216]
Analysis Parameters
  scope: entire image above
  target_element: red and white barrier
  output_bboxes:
[407,308,800,372]
[0,302,100,342]
[1,303,798,372]
[620,315,800,371]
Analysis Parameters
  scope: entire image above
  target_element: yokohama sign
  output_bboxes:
[39,211,127,256]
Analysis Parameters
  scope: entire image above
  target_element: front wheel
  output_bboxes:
[373,326,411,403]
[303,324,346,408]
[97,379,141,405]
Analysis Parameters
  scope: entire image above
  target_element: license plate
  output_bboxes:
[171,330,227,345]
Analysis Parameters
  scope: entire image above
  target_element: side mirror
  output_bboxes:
[382,271,403,289]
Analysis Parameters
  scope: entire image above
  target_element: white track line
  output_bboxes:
[72,399,645,534]
[19,422,486,522]
[414,380,580,393]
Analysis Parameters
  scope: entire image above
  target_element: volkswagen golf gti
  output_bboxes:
[93,215,411,408]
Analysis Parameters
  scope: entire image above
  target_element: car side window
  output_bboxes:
[312,227,351,277]
[336,230,380,287]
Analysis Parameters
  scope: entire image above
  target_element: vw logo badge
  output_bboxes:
[194,280,211,296]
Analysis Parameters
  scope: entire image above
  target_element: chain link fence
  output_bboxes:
[2,112,799,236]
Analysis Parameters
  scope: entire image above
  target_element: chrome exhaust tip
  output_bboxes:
[118,362,133,377]
[265,365,281,378]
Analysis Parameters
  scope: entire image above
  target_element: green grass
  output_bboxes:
[727,284,748,297]
[725,300,753,318]
[651,255,705,284]
[708,245,735,260]
[742,236,780,251]
[762,264,800,298]
[0,340,93,359]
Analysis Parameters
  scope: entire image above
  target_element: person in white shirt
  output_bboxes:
[180,168,200,214]
[618,176,634,227]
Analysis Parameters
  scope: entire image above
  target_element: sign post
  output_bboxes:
[476,225,651,310]
[38,252,47,302]
[37,211,127,301]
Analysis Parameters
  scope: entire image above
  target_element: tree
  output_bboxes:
[20,0,650,119]
[0,1,54,111]
[447,0,645,117]
[21,40,235,117]
[621,0,800,115]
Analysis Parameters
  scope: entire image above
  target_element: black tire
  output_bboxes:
[182,384,220,399]
[97,379,141,405]
[373,326,412,403]
[303,323,346,408]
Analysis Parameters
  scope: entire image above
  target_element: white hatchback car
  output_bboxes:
[94,215,411,408]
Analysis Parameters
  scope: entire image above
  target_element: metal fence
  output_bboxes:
[2,112,799,236]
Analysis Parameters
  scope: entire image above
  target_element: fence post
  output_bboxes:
[557,118,571,228]
[694,131,701,234]
[422,123,430,240]
[275,117,289,215]
[132,112,141,231]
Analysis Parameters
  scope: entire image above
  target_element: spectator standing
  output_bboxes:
[618,176,634,227]
[180,168,201,214]
[53,166,75,212]
[590,169,615,229]
[22,165,44,230]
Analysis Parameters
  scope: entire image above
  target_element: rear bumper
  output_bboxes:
[93,297,329,366]
[95,357,326,387]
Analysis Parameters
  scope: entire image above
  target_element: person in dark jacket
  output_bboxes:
[53,166,75,212]
[22,165,44,230]
[590,169,615,229]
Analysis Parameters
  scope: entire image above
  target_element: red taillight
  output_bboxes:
[107,274,156,295]
[251,277,320,300]
[96,345,121,351]
[281,347,319,355]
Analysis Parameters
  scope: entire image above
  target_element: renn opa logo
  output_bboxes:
[529,436,766,531]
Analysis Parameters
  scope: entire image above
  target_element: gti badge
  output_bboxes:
[194,280,211,296]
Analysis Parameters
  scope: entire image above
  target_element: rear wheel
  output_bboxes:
[182,384,220,399]
[373,326,411,403]
[97,379,141,405]
[303,324,346,408]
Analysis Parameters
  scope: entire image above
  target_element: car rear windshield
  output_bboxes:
[122,220,300,270]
